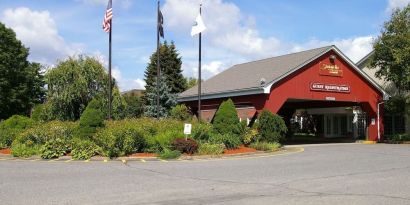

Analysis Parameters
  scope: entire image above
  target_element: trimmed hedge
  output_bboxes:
[213,99,240,135]
[257,109,287,143]
[77,99,105,138]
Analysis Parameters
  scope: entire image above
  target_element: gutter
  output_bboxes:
[178,87,264,102]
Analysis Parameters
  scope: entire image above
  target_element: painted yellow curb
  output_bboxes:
[362,141,377,144]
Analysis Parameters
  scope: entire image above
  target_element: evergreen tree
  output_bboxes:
[144,41,187,96]
[144,75,177,118]
[0,22,45,120]
[213,99,240,135]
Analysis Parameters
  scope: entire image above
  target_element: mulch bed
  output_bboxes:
[0,148,11,155]
[223,145,256,155]
[128,153,158,157]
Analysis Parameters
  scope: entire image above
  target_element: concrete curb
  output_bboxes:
[0,147,304,162]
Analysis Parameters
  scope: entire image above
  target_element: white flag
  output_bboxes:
[191,14,206,36]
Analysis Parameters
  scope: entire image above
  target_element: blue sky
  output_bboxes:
[0,0,409,91]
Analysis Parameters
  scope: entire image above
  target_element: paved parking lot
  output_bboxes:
[1,143,409,205]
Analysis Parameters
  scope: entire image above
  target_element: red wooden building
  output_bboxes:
[178,46,389,141]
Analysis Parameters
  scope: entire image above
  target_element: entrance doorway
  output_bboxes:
[278,99,369,144]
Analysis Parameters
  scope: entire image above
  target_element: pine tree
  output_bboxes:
[144,41,187,96]
[144,75,177,118]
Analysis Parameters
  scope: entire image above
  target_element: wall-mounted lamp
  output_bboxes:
[329,55,336,63]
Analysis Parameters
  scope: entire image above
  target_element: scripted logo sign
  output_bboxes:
[310,82,350,93]
[319,62,343,77]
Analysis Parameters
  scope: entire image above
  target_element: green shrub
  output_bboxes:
[71,139,100,160]
[11,121,77,157]
[41,138,70,159]
[257,110,287,143]
[123,94,143,118]
[159,149,181,159]
[242,128,259,145]
[0,115,35,147]
[170,104,192,121]
[192,123,213,141]
[249,141,281,152]
[77,101,105,138]
[31,103,53,122]
[209,133,241,149]
[390,133,410,143]
[171,138,198,154]
[94,121,147,158]
[212,99,240,135]
[11,143,41,157]
[145,130,184,153]
[197,143,225,155]
[236,120,259,145]
[16,121,77,145]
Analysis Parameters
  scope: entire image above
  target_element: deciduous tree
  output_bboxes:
[45,56,125,121]
[371,4,410,94]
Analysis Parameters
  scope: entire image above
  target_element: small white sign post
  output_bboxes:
[184,123,192,140]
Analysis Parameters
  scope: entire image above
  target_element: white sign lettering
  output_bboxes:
[310,82,350,93]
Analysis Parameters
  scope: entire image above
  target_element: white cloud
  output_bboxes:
[111,66,146,91]
[183,60,226,80]
[134,79,146,90]
[78,0,132,9]
[165,0,376,80]
[163,0,283,58]
[291,36,375,63]
[1,7,82,65]
[202,61,224,76]
[386,0,410,12]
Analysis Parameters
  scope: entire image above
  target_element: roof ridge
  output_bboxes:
[234,45,334,67]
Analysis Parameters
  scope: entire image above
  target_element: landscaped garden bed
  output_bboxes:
[0,148,11,155]
[0,99,288,160]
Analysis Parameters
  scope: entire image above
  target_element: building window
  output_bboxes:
[326,116,331,135]
[341,116,347,135]
[332,116,339,135]
[385,114,406,136]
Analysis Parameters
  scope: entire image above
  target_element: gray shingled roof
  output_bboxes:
[179,46,333,100]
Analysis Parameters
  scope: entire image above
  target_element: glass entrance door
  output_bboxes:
[324,114,352,138]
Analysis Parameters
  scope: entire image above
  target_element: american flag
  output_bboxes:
[102,0,113,32]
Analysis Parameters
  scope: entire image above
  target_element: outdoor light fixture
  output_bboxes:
[330,55,336,63]
[260,78,266,86]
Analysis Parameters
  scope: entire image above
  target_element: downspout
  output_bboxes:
[377,101,384,142]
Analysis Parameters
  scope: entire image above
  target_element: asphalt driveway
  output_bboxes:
[1,143,409,205]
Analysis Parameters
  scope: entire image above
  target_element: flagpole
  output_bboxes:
[198,4,202,122]
[108,9,112,120]
[156,0,160,119]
